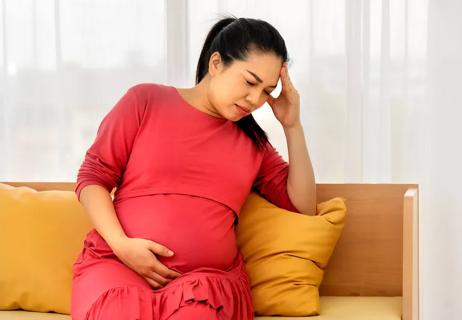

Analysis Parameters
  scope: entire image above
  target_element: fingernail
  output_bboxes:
[168,250,174,256]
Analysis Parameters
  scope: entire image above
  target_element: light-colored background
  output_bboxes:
[1,1,460,319]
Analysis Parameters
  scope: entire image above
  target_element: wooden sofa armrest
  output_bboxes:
[403,188,419,320]
[316,184,419,320]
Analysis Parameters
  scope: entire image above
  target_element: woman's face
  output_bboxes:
[207,50,283,121]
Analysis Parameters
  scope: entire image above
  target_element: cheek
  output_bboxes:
[208,84,231,114]
[210,77,247,111]
[229,82,249,101]
[217,85,243,105]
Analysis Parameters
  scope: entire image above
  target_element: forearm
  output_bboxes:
[79,185,128,249]
[283,121,317,215]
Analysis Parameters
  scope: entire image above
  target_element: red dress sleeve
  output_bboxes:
[74,86,145,201]
[251,142,300,213]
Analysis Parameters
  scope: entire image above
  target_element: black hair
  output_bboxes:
[195,15,289,152]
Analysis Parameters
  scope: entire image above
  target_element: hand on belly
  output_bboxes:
[156,228,239,273]
[115,194,239,273]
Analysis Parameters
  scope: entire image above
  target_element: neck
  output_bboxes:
[186,78,224,119]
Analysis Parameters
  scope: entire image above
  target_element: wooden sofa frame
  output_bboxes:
[3,182,419,320]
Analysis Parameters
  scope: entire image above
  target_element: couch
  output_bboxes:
[0,182,419,320]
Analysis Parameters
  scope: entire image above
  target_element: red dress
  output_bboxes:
[71,83,300,320]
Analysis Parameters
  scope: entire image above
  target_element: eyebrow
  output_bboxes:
[246,69,277,88]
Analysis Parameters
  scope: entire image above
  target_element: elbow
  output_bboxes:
[294,199,317,216]
[288,184,317,215]
[75,160,120,201]
[299,203,317,216]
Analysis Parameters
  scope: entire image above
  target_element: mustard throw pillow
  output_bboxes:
[0,183,93,314]
[236,192,346,316]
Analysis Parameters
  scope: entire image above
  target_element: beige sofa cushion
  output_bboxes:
[0,296,402,320]
[256,297,402,320]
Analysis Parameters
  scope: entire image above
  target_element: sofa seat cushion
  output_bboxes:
[0,296,401,320]
[0,310,70,319]
[256,296,402,320]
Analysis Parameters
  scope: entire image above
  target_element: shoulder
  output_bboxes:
[127,82,173,101]
[122,82,175,120]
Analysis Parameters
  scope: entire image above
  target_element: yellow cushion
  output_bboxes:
[236,192,346,316]
[0,183,93,314]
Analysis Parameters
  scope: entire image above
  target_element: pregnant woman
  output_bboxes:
[71,16,316,320]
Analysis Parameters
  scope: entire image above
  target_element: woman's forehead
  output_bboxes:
[233,53,281,83]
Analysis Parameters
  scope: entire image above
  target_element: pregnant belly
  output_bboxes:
[114,193,239,274]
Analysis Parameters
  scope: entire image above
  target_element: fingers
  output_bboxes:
[281,63,299,97]
[170,269,182,278]
[146,240,182,278]
[281,63,292,91]
[144,276,162,289]
[147,270,171,286]
[279,64,287,93]
[142,264,181,289]
[151,259,182,280]
[145,266,182,289]
[267,64,290,104]
[150,242,175,257]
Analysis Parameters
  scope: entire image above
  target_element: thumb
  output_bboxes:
[266,95,276,108]
[149,241,174,257]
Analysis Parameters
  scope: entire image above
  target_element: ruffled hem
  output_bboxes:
[83,254,254,320]
[156,267,254,319]
[84,285,154,320]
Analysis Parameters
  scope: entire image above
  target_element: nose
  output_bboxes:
[245,91,265,109]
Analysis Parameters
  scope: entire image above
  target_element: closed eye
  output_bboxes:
[246,80,271,95]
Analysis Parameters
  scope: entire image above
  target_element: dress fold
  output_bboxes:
[152,253,254,319]
[77,253,254,320]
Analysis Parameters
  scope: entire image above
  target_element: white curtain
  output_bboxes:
[1,0,461,319]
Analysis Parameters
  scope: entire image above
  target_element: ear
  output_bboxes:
[208,51,222,77]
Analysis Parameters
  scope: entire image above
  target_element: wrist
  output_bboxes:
[283,120,302,131]
[106,232,129,251]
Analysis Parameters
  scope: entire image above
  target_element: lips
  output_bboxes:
[235,104,251,113]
